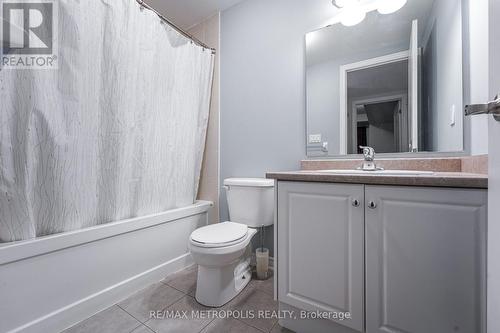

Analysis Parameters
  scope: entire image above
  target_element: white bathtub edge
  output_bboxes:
[0,200,213,265]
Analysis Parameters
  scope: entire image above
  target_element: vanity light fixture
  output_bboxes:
[340,1,366,26]
[330,0,408,27]
[332,0,366,26]
[376,0,408,14]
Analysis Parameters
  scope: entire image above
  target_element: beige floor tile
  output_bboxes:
[250,270,274,296]
[118,283,185,322]
[63,305,141,333]
[270,322,295,333]
[130,324,155,333]
[163,265,198,296]
[145,295,213,333]
[62,266,281,333]
[162,265,197,284]
[224,284,279,332]
[200,318,263,333]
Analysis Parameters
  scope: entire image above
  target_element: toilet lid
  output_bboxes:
[190,222,248,245]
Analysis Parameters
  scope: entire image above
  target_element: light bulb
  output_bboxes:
[377,0,408,15]
[334,0,347,7]
[340,1,366,26]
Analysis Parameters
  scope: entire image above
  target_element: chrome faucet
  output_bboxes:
[358,146,384,171]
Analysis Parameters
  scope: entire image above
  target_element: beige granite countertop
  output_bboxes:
[266,171,488,189]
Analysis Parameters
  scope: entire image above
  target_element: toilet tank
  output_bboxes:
[223,178,274,227]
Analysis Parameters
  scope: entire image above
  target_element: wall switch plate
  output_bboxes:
[450,105,456,126]
[309,134,322,144]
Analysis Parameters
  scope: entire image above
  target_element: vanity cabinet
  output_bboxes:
[276,181,487,333]
[277,182,365,332]
[364,185,486,333]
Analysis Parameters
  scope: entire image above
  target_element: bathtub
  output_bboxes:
[0,201,212,333]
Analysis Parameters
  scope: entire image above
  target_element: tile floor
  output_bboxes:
[63,266,293,333]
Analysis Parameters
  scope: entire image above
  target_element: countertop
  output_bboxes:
[266,170,488,189]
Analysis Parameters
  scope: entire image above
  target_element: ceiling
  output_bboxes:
[347,59,408,99]
[145,0,245,30]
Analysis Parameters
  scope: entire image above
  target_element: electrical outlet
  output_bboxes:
[309,134,322,144]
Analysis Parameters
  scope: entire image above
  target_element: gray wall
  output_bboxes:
[422,0,463,152]
[368,121,396,153]
[220,0,339,253]
[306,60,340,155]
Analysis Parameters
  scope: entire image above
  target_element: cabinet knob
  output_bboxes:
[368,201,377,209]
[352,199,360,207]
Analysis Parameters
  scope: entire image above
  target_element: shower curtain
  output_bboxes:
[0,0,214,242]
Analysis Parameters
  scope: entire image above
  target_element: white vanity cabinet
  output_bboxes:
[277,182,365,332]
[364,185,487,333]
[276,181,487,333]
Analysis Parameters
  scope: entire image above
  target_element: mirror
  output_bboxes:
[306,0,465,156]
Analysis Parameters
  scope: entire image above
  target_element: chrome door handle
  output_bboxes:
[368,201,377,209]
[465,94,500,121]
[352,199,360,207]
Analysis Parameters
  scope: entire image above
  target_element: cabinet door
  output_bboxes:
[277,181,364,332]
[365,186,487,333]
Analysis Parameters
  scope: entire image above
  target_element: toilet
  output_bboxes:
[189,178,274,307]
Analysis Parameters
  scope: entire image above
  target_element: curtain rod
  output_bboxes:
[136,0,216,54]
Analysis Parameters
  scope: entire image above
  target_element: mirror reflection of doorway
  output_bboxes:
[345,56,410,154]
[352,98,408,154]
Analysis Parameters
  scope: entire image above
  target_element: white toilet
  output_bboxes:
[189,178,274,307]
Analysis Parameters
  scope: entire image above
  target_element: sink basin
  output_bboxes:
[315,169,435,176]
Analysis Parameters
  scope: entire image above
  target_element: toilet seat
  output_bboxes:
[190,222,248,248]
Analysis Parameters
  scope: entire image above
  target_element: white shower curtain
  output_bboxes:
[0,0,214,242]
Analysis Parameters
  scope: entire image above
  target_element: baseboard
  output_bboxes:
[11,253,194,333]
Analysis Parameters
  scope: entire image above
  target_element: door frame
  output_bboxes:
[339,50,409,154]
[408,19,419,152]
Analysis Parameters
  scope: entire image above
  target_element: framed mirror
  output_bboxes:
[306,0,466,157]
